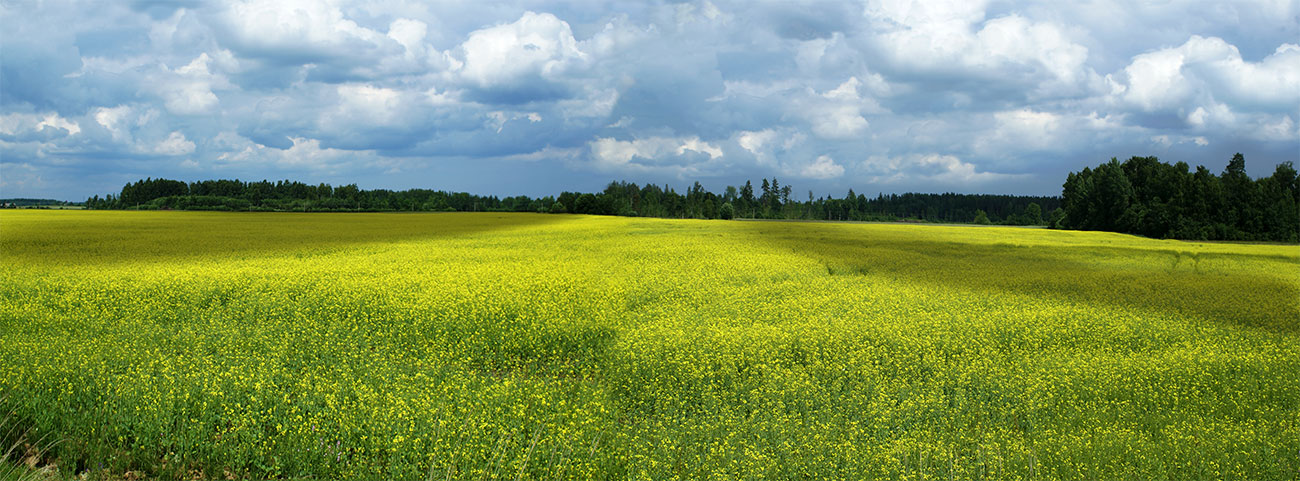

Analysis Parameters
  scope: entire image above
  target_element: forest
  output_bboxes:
[80,152,1299,241]
[0,198,81,208]
[84,177,1058,225]
[1060,154,1298,241]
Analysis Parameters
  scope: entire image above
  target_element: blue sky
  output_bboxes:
[2,0,1297,200]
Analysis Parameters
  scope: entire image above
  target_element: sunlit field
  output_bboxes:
[1,210,1297,479]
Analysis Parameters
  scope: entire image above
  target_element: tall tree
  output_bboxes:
[740,180,755,218]
[760,178,772,213]
[770,178,782,212]
[1060,154,1296,241]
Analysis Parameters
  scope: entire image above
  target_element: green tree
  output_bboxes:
[1060,168,1091,229]
[1090,159,1134,231]
[760,178,772,215]
[574,194,597,214]
[780,184,793,217]
[723,185,738,203]
[549,201,567,214]
[770,178,782,211]
[719,202,735,220]
[1025,202,1042,225]
[739,181,755,217]
[1261,161,1299,241]
[1223,153,1264,235]
[1048,207,1066,229]
[973,209,990,224]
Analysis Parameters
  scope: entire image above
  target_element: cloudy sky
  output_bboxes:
[2,0,1297,200]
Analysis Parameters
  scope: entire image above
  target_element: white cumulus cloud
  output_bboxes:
[154,131,196,156]
[588,136,724,175]
[866,1,1096,95]
[216,0,387,60]
[801,155,845,179]
[456,12,586,88]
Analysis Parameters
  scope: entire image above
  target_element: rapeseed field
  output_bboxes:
[1,210,1297,479]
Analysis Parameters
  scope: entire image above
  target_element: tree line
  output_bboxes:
[1060,154,1298,242]
[85,178,543,213]
[84,177,1057,226]
[0,198,81,208]
[70,152,1300,241]
[555,180,1055,225]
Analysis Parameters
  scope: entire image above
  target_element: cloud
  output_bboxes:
[332,84,406,125]
[154,53,229,115]
[154,131,196,156]
[975,16,1092,90]
[453,12,586,102]
[1,1,1297,199]
[863,153,1028,187]
[0,112,81,140]
[801,155,844,179]
[214,132,375,172]
[804,77,872,139]
[864,2,1098,98]
[0,111,89,171]
[37,114,82,136]
[1150,134,1210,147]
[486,110,543,133]
[588,136,724,175]
[732,127,809,176]
[387,18,428,59]
[977,109,1063,152]
[1131,36,1300,110]
[93,106,134,141]
[737,129,779,158]
[1108,35,1300,141]
[458,12,584,86]
[213,0,389,65]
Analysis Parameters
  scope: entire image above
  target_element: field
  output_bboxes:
[1,210,1298,479]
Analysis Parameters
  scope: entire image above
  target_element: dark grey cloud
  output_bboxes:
[1,0,1296,200]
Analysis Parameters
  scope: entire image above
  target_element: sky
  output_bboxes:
[1,0,1298,201]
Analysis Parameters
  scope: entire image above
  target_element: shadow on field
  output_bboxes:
[740,222,1300,334]
[1,211,576,268]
